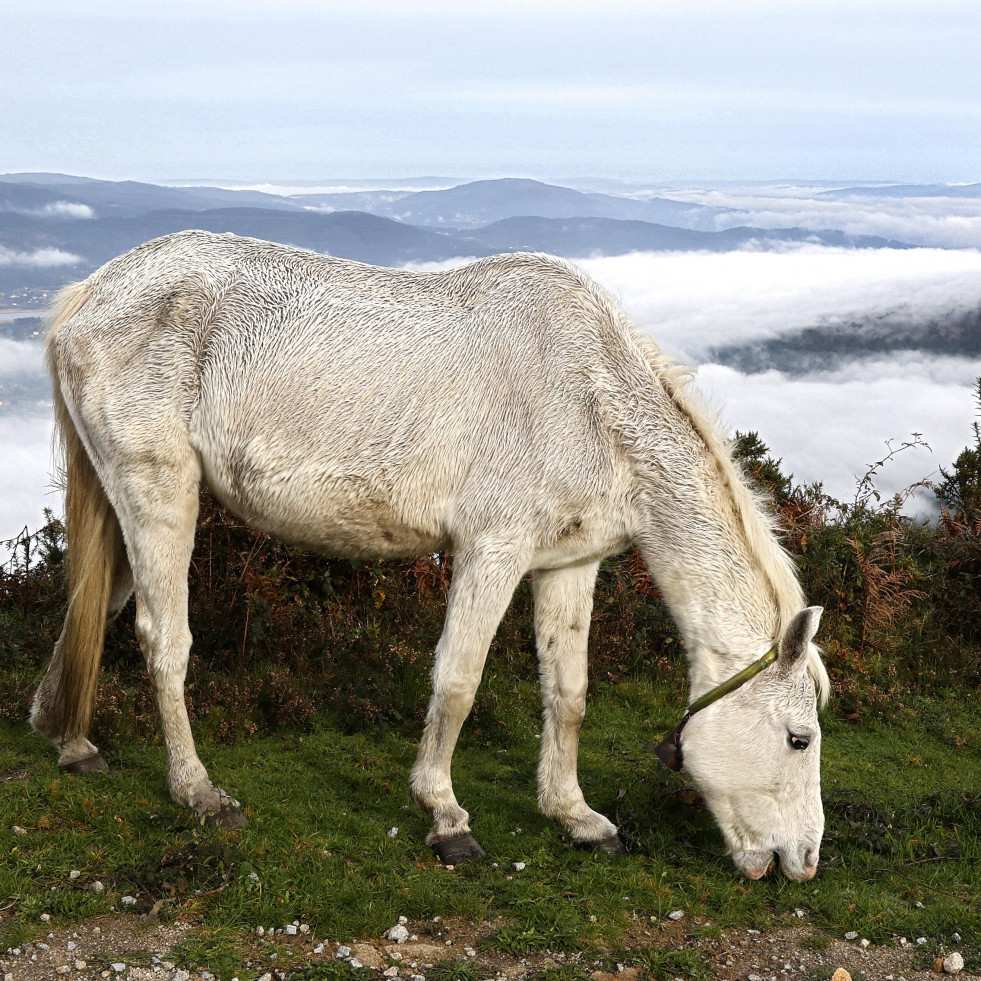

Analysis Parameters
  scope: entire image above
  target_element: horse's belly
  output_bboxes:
[200,447,450,559]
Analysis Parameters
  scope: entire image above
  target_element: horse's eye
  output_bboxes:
[789,733,810,751]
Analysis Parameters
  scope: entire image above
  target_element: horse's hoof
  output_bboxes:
[576,834,626,856]
[59,752,109,775]
[202,802,247,830]
[431,833,487,864]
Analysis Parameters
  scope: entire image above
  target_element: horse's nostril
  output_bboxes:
[802,845,820,872]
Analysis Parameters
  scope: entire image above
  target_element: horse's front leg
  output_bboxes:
[410,545,525,863]
[533,561,624,854]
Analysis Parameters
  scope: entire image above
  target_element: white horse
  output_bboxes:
[32,230,829,880]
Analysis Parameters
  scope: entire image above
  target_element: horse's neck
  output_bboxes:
[633,456,783,701]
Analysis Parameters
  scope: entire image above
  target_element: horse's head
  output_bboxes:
[673,607,825,881]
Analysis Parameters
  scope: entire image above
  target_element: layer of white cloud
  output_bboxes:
[39,201,95,219]
[647,186,981,249]
[0,414,57,550]
[0,338,45,376]
[575,247,981,363]
[696,361,975,510]
[0,247,83,267]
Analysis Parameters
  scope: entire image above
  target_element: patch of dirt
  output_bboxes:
[0,913,976,981]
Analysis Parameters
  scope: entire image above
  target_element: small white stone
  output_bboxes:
[76,961,88,970]
[299,924,311,934]
[258,975,273,981]
[112,965,127,974]
[668,910,684,921]
[844,931,859,940]
[40,913,51,922]
[390,952,403,961]
[11,826,27,836]
[860,939,870,948]
[387,925,410,943]
[121,895,137,906]
[56,967,70,976]
[336,946,352,959]
[67,942,76,952]
[248,872,260,882]
[512,862,525,871]
[388,827,399,837]
[284,925,298,936]
[916,937,928,945]
[398,916,408,925]
[313,944,325,954]
[69,870,81,880]
[347,958,364,969]
[943,953,965,974]
[256,927,265,936]
[90,881,104,893]
[383,968,400,977]
[952,932,961,942]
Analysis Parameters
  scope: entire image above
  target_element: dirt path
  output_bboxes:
[1,914,974,981]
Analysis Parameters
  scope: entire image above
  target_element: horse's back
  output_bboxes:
[48,232,634,563]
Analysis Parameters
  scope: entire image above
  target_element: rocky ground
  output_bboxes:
[0,913,975,981]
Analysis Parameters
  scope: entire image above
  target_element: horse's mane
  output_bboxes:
[541,255,831,706]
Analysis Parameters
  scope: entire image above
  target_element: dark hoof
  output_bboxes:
[202,803,247,830]
[576,834,626,856]
[60,752,109,775]
[431,833,487,864]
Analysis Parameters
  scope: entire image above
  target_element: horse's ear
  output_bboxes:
[778,606,823,674]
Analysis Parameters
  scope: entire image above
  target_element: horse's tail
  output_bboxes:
[31,281,128,749]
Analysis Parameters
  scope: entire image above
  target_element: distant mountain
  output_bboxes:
[0,173,917,302]
[823,182,981,199]
[0,209,465,293]
[0,175,306,219]
[308,178,728,232]
[0,204,913,299]
[709,305,981,374]
[0,173,99,185]
[460,216,908,256]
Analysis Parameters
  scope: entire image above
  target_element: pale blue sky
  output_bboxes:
[3,0,980,182]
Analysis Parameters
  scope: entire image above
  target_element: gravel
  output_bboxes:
[0,912,974,981]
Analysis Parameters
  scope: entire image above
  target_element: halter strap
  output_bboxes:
[653,646,778,771]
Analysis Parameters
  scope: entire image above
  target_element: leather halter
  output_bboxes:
[653,647,779,771]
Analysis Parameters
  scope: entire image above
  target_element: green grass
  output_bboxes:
[2,679,979,979]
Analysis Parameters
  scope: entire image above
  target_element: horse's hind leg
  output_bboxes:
[410,545,526,863]
[533,562,623,853]
[115,457,245,828]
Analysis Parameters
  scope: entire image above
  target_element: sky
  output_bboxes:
[3,0,980,182]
